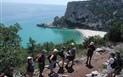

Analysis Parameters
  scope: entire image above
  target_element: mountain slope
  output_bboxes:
[63,0,123,31]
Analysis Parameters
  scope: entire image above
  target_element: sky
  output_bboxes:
[1,0,87,5]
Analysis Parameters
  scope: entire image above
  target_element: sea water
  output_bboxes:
[1,2,83,47]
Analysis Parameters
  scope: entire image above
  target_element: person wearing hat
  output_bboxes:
[85,42,96,65]
[113,52,123,77]
[107,53,115,77]
[65,43,76,68]
[36,50,47,77]
[26,56,34,77]
[48,49,58,76]
[58,46,66,71]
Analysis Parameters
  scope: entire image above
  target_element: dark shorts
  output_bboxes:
[27,66,34,73]
[87,50,93,57]
[59,53,65,58]
[66,56,75,61]
[39,64,45,73]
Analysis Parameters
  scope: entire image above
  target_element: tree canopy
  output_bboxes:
[105,20,123,42]
[0,23,26,72]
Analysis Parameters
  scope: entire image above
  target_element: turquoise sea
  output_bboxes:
[1,2,83,47]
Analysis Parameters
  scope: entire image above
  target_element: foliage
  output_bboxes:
[27,37,37,53]
[82,36,105,48]
[0,23,107,75]
[53,16,67,27]
[0,23,27,72]
[105,20,123,42]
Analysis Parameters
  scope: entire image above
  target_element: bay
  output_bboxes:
[1,2,83,47]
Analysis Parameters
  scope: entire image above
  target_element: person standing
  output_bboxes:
[26,56,34,77]
[113,52,123,77]
[59,46,66,68]
[36,50,47,77]
[85,42,96,65]
[48,49,58,76]
[107,53,115,77]
[65,43,76,68]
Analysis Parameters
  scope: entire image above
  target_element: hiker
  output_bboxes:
[113,52,123,77]
[107,53,115,77]
[36,50,47,77]
[26,56,34,77]
[59,46,66,69]
[85,42,96,65]
[48,49,58,76]
[65,43,76,68]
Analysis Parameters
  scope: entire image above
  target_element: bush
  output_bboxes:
[0,23,27,73]
[82,36,105,48]
[105,20,123,42]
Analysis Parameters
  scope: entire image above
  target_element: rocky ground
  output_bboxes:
[32,47,110,77]
[15,43,123,77]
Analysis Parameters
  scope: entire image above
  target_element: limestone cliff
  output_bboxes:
[63,0,123,31]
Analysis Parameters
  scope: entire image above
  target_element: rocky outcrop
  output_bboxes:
[63,0,123,31]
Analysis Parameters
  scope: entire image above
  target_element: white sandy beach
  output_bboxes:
[76,29,107,38]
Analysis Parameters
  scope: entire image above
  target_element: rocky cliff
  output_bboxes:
[63,0,123,31]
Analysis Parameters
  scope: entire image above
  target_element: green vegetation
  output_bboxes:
[0,23,27,73]
[0,21,123,75]
[82,36,106,48]
[104,20,123,42]
[53,16,67,28]
[0,24,85,75]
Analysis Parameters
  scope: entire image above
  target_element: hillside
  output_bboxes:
[63,0,123,31]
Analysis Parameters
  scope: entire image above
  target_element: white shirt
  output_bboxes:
[107,58,115,73]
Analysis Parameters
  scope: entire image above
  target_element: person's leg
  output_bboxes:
[66,60,69,66]
[107,73,111,77]
[113,69,117,77]
[28,72,33,77]
[110,72,113,77]
[31,72,33,77]
[71,56,75,66]
[65,56,70,68]
[89,56,92,65]
[50,61,56,74]
[65,60,70,69]
[61,57,64,67]
[39,64,44,77]
[86,56,89,64]
[50,63,54,74]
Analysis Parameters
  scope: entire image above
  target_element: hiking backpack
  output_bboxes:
[111,58,118,69]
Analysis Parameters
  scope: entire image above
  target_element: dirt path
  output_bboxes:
[69,52,109,77]
[34,52,109,77]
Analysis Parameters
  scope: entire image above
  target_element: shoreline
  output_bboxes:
[75,29,107,38]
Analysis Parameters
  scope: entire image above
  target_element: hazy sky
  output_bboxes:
[2,0,87,5]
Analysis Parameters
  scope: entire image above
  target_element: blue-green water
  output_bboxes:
[1,2,83,47]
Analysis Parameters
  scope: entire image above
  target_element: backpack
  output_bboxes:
[47,54,56,68]
[111,58,118,69]
[38,54,45,64]
[47,54,51,63]
[28,61,34,72]
[71,48,75,56]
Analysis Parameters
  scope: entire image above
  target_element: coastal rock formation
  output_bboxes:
[63,0,123,31]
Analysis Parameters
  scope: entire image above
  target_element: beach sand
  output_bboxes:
[76,29,107,38]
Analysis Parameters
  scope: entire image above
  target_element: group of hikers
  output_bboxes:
[107,52,123,77]
[26,42,76,77]
[1,42,123,77]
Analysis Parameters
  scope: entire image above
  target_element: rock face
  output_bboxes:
[64,0,123,31]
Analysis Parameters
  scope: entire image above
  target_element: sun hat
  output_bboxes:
[71,42,75,46]
[53,49,58,53]
[27,56,32,59]
[90,42,94,45]
[42,49,47,52]
[62,46,66,49]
